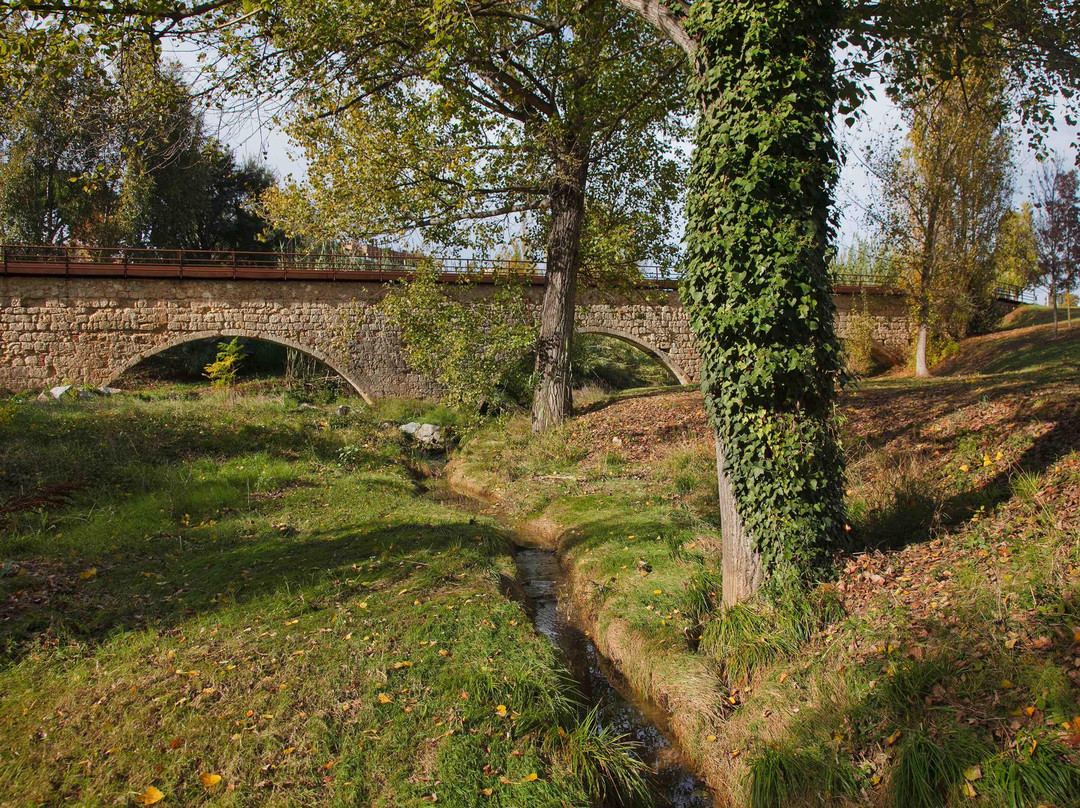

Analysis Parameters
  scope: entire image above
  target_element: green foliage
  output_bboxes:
[994,204,1040,290]
[682,0,847,589]
[872,67,1014,355]
[284,348,345,405]
[747,744,858,808]
[842,305,881,377]
[543,707,653,807]
[251,0,687,265]
[381,263,537,418]
[0,39,277,249]
[571,334,678,392]
[982,741,1080,808]
[889,725,988,808]
[699,587,844,686]
[203,338,245,389]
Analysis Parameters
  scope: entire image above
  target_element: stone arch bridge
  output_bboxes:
[0,246,937,399]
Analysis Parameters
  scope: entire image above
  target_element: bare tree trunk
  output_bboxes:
[915,322,930,377]
[532,152,589,433]
[716,436,762,606]
[1051,278,1059,337]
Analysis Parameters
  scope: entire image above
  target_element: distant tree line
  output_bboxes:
[0,39,277,251]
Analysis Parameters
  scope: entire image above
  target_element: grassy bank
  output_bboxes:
[452,315,1080,807]
[0,387,645,807]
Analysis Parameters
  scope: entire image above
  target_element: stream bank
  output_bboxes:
[427,469,721,807]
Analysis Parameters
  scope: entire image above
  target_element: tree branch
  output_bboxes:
[612,0,694,58]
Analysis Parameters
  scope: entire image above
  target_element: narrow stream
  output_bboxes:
[424,483,712,808]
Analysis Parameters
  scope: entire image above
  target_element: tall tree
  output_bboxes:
[239,0,688,433]
[1033,160,1080,335]
[872,70,1014,376]
[994,204,1040,292]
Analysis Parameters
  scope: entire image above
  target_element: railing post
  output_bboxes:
[178,249,184,278]
[122,248,128,279]
[65,244,70,277]
[232,250,237,280]
[1,244,6,276]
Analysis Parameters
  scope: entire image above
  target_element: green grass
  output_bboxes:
[0,389,645,807]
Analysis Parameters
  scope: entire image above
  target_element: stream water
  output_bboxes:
[424,483,712,808]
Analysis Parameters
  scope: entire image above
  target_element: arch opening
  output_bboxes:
[572,329,688,400]
[109,330,374,404]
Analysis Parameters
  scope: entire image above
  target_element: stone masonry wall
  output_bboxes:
[0,276,914,396]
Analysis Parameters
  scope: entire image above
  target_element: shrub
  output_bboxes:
[203,338,245,389]
[842,307,879,377]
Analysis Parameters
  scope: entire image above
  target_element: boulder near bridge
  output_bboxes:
[0,245,1028,399]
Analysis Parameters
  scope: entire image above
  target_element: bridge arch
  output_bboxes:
[107,329,375,404]
[575,326,692,386]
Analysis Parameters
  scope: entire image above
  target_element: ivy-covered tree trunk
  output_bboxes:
[532,150,590,433]
[682,0,847,604]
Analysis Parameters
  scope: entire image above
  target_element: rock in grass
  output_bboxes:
[398,422,445,448]
[298,403,318,411]
[50,385,73,401]
[97,386,121,396]
[336,405,350,416]
[415,424,444,447]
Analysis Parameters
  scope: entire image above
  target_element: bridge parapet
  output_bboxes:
[1,252,1011,397]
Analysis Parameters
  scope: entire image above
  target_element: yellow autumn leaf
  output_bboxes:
[199,773,221,788]
[959,464,969,472]
[963,766,982,781]
[653,589,662,595]
[79,568,97,580]
[393,661,413,669]
[706,735,717,742]
[481,788,493,796]
[358,602,368,609]
[522,773,538,782]
[285,619,298,626]
[378,693,393,704]
[962,781,977,798]
[138,786,164,805]
[495,704,508,717]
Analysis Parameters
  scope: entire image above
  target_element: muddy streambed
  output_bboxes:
[423,483,712,808]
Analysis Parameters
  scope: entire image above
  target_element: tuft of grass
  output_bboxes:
[544,707,654,807]
[1010,469,1042,503]
[680,567,723,627]
[889,725,988,808]
[846,450,940,550]
[747,744,858,808]
[982,740,1080,808]
[700,588,844,686]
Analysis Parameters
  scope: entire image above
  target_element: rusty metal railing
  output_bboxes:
[0,244,1037,302]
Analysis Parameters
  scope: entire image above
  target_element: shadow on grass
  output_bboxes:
[0,512,507,669]
[848,373,1079,553]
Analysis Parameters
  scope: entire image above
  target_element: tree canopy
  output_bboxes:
[0,32,277,249]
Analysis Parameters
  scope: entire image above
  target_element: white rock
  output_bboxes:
[399,422,421,436]
[415,423,444,447]
[98,386,122,396]
[50,385,72,400]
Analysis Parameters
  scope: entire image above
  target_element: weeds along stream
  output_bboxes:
[423,481,713,808]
